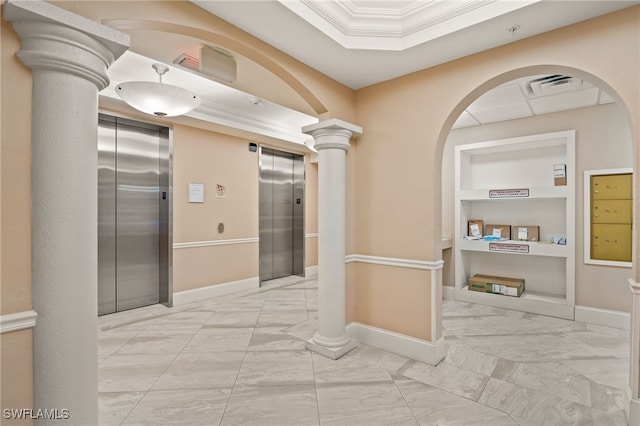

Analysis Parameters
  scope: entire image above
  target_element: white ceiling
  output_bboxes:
[452,74,616,129]
[102,1,639,146]
[192,0,639,90]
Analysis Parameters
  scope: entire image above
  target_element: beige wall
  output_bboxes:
[1,4,34,421]
[172,125,260,291]
[305,159,319,268]
[444,103,634,312]
[3,0,640,413]
[353,7,639,339]
[354,263,431,340]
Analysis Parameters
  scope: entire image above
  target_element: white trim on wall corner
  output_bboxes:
[346,253,445,347]
[345,254,444,270]
[347,322,446,365]
[442,285,455,300]
[0,310,38,334]
[306,233,319,238]
[575,305,630,330]
[173,237,259,249]
[173,277,259,305]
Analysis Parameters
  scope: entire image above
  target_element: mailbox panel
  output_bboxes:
[592,199,632,224]
[591,223,632,262]
[591,174,632,200]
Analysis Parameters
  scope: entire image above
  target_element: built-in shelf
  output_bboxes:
[454,130,576,319]
[458,185,568,201]
[454,286,573,319]
[458,239,568,257]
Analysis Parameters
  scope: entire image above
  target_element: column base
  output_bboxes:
[305,337,358,360]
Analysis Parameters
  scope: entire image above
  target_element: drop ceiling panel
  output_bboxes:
[468,84,527,111]
[529,87,601,115]
[452,111,480,129]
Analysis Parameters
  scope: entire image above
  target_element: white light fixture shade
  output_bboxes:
[116,81,201,117]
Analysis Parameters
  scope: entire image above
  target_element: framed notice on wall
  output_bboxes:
[188,182,205,203]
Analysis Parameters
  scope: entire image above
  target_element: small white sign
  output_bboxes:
[518,227,528,240]
[470,223,481,237]
[188,182,205,203]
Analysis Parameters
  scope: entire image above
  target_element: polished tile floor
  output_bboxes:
[98,275,630,425]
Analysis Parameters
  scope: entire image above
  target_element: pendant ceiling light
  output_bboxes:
[116,63,201,118]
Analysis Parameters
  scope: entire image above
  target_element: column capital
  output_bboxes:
[4,0,129,90]
[302,118,362,151]
[630,278,640,295]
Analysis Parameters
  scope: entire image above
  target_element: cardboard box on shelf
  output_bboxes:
[468,274,525,297]
[511,225,540,242]
[554,164,567,186]
[468,220,484,238]
[484,224,511,240]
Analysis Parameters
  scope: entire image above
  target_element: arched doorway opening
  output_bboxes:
[436,66,635,423]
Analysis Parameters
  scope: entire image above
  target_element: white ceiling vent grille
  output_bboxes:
[526,75,584,98]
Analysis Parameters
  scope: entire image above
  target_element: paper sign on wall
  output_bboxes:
[216,184,226,198]
[188,182,204,203]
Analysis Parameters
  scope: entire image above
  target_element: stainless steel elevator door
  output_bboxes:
[98,116,170,315]
[259,148,304,283]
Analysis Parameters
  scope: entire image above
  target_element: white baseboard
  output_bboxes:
[306,265,318,277]
[575,305,630,330]
[442,285,455,300]
[347,322,447,366]
[173,277,259,306]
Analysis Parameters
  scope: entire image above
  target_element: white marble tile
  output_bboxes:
[282,318,318,341]
[221,384,318,426]
[235,350,314,387]
[152,351,244,390]
[590,380,627,413]
[316,381,416,425]
[346,344,410,374]
[182,327,253,353]
[199,296,265,312]
[98,329,142,359]
[99,391,145,426]
[395,379,517,426]
[257,310,309,327]
[116,329,195,355]
[203,310,260,328]
[122,388,230,425]
[479,377,593,425]
[312,352,393,384]
[444,342,499,376]
[458,333,593,362]
[492,360,591,406]
[144,311,212,330]
[99,353,176,392]
[246,327,306,351]
[97,275,631,425]
[592,407,628,426]
[561,358,629,390]
[400,360,489,401]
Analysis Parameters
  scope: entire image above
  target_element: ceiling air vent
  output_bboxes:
[174,46,236,83]
[526,75,584,97]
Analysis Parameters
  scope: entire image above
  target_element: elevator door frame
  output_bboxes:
[98,113,173,315]
[259,146,305,284]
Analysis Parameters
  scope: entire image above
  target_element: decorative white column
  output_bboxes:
[303,118,362,359]
[4,1,129,424]
[629,279,640,425]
